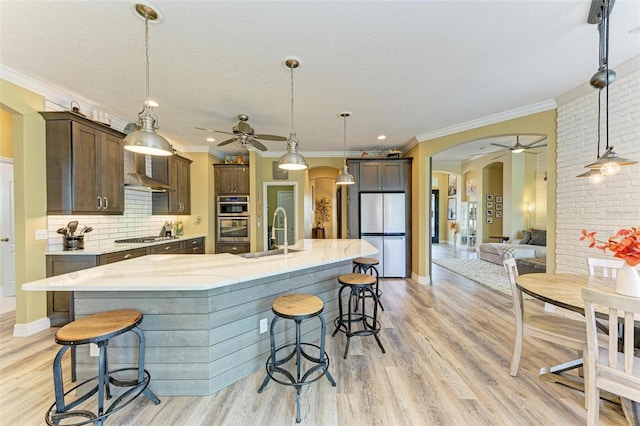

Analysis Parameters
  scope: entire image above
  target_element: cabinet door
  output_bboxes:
[177,158,191,213]
[380,162,404,191]
[99,248,148,265]
[233,166,250,194]
[216,242,249,254]
[216,167,235,194]
[71,122,101,213]
[359,162,382,191]
[167,157,181,213]
[99,133,125,213]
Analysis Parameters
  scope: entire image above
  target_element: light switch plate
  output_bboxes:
[89,343,99,357]
[35,229,48,240]
[260,318,268,334]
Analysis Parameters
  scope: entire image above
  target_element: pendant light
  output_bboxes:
[278,57,308,171]
[336,112,355,185]
[581,0,637,177]
[123,3,173,157]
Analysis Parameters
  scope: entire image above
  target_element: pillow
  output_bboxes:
[521,230,532,245]
[528,229,546,246]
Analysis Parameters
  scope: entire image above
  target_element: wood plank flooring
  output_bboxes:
[0,245,627,425]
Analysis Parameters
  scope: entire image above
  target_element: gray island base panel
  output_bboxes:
[23,239,377,396]
[74,261,350,396]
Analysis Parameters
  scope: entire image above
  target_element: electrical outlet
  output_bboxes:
[35,229,48,240]
[89,343,99,357]
[260,318,268,334]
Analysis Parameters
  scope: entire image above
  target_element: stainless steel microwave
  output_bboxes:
[217,196,249,216]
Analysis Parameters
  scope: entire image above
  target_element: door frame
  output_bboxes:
[431,189,439,243]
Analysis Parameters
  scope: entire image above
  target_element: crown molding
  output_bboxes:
[415,99,557,143]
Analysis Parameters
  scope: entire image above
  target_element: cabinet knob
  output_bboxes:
[164,246,171,251]
[123,254,132,259]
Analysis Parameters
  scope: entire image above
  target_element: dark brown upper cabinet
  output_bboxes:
[152,154,192,215]
[214,164,250,195]
[41,112,125,215]
[357,160,405,192]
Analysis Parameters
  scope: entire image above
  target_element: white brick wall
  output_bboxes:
[47,189,179,251]
[556,70,640,273]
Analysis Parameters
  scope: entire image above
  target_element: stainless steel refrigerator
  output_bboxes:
[360,193,406,277]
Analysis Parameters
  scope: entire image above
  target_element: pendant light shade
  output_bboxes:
[123,3,173,157]
[336,112,355,186]
[278,57,307,171]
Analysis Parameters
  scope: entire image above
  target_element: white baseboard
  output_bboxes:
[412,271,431,285]
[13,317,51,337]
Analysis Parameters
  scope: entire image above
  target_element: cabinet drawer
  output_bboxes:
[149,241,184,254]
[99,248,148,265]
[216,242,249,254]
[183,237,205,254]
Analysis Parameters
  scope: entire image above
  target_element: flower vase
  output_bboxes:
[616,262,640,298]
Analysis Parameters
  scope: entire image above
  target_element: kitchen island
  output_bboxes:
[23,239,376,395]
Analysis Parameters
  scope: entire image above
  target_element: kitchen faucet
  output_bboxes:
[271,207,288,255]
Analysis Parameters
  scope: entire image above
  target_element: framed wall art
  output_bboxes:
[496,211,503,218]
[486,209,493,216]
[447,197,457,220]
[495,196,503,203]
[486,193,494,202]
[486,217,493,224]
[486,201,494,209]
[496,203,502,211]
[448,174,457,196]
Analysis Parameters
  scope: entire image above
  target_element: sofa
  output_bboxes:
[478,229,546,265]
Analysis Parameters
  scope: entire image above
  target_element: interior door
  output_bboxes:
[0,159,15,297]
[431,190,439,243]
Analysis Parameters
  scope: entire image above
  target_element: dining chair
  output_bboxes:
[587,257,624,278]
[503,258,589,377]
[582,287,640,426]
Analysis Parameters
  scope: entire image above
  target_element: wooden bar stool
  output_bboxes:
[46,309,160,426]
[352,257,384,310]
[332,273,385,359]
[258,294,336,423]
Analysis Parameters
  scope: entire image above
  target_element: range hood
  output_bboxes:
[123,151,173,192]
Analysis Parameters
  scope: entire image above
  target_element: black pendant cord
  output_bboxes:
[604,0,610,151]
[596,89,601,159]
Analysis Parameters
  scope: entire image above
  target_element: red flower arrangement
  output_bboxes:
[580,227,640,267]
[449,221,459,234]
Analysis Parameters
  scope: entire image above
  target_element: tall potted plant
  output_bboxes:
[315,196,331,230]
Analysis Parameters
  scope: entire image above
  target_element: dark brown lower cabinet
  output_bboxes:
[45,237,205,326]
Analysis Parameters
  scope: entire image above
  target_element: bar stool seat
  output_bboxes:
[353,257,384,311]
[46,309,160,426]
[332,273,385,359]
[258,294,336,423]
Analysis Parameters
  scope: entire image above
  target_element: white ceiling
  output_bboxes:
[1,1,639,161]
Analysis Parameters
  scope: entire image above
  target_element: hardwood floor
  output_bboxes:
[0,246,627,425]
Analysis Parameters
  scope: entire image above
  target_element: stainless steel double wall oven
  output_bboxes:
[217,196,250,242]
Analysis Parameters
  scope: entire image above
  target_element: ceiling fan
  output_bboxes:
[491,135,547,159]
[195,114,287,151]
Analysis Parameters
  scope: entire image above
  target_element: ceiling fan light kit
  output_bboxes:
[278,57,308,171]
[578,0,637,181]
[336,112,355,186]
[123,2,173,157]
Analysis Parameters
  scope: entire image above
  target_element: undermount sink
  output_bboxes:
[238,248,301,259]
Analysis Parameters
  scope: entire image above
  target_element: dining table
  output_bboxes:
[516,272,639,424]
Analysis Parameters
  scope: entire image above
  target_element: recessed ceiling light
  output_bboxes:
[377,135,386,140]
[206,137,215,142]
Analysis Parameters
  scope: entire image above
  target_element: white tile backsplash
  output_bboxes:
[47,189,180,251]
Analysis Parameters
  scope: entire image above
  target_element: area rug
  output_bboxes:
[432,258,511,295]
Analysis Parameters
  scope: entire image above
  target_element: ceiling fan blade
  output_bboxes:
[195,126,235,136]
[525,136,548,148]
[217,138,237,146]
[250,139,268,151]
[490,142,512,148]
[491,152,508,160]
[255,134,288,141]
[237,121,252,134]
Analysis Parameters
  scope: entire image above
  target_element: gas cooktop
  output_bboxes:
[114,236,178,243]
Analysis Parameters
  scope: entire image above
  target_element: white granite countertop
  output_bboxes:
[24,239,377,292]
[46,234,207,256]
